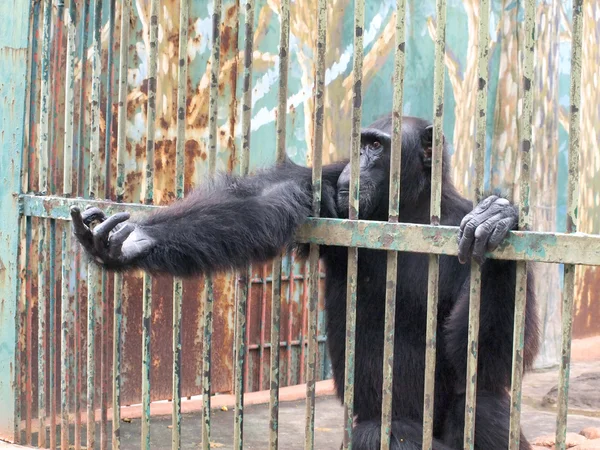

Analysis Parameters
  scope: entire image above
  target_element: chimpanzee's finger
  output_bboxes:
[459,195,498,233]
[81,207,107,226]
[70,206,95,250]
[109,223,135,246]
[94,212,131,241]
[471,212,505,264]
[487,217,515,251]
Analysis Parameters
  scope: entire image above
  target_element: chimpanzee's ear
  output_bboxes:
[421,124,434,149]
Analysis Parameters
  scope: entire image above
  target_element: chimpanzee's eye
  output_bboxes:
[372,141,381,149]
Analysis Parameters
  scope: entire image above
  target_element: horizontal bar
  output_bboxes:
[21,195,600,266]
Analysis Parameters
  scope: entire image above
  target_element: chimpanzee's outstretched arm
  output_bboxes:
[71,160,346,277]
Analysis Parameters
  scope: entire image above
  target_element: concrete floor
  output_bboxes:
[10,360,600,449]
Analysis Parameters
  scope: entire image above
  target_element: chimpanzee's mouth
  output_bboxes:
[338,189,349,195]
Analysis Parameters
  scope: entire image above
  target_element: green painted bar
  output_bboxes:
[422,1,446,447]
[87,1,103,447]
[21,194,600,266]
[343,1,365,448]
[171,1,189,448]
[462,0,490,448]
[0,0,31,440]
[379,1,405,448]
[49,220,57,450]
[234,0,254,446]
[269,1,290,447]
[112,1,130,448]
[555,1,583,449]
[141,1,159,448]
[203,2,221,448]
[38,0,52,195]
[60,0,77,446]
[507,0,535,448]
[60,227,71,449]
[38,222,48,448]
[304,1,326,448]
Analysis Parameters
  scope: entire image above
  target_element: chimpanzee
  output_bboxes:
[71,114,539,450]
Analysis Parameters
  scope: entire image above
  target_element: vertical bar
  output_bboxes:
[60,1,77,445]
[87,1,103,448]
[269,1,290,446]
[554,2,583,449]
[423,1,446,448]
[304,0,326,448]
[39,0,52,195]
[233,0,254,446]
[112,0,130,448]
[25,219,34,445]
[462,0,490,448]
[259,271,267,389]
[202,2,220,448]
[38,222,48,448]
[74,4,90,448]
[0,0,31,439]
[286,255,295,386]
[49,220,57,450]
[342,0,365,447]
[507,0,534,448]
[101,1,117,447]
[172,0,189,448]
[141,1,159,448]
[379,0,405,448]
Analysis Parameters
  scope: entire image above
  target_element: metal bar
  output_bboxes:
[555,1,583,449]
[104,0,116,199]
[39,0,52,195]
[171,0,189,448]
[87,1,103,447]
[461,0,490,448]
[60,227,71,449]
[507,0,535,448]
[343,0,365,446]
[49,220,57,450]
[25,219,34,445]
[286,255,295,386]
[0,0,31,439]
[203,1,221,448]
[21,195,600,266]
[112,1,130,448]
[269,1,290,445]
[234,0,255,415]
[75,4,91,448]
[304,0,326,448]
[141,0,159,445]
[38,221,48,448]
[379,1,405,448]
[259,269,268,389]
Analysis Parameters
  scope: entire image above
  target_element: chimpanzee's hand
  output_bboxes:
[70,205,154,267]
[457,195,518,265]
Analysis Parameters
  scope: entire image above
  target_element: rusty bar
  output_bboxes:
[286,255,295,386]
[141,1,159,448]
[48,220,57,450]
[111,0,130,448]
[60,226,71,449]
[506,0,535,448]
[59,0,77,446]
[87,1,103,447]
[38,221,48,448]
[422,1,446,448]
[24,219,34,445]
[259,270,267,390]
[202,1,221,448]
[461,0,490,448]
[379,0,405,448]
[76,0,90,198]
[299,263,308,384]
[304,0,326,448]
[39,0,52,195]
[342,0,364,447]
[171,0,189,448]
[555,1,583,449]
[269,0,290,445]
[103,0,116,199]
[22,195,600,266]
[236,20,257,390]
[0,0,31,439]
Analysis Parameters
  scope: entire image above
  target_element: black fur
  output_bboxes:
[73,114,540,449]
